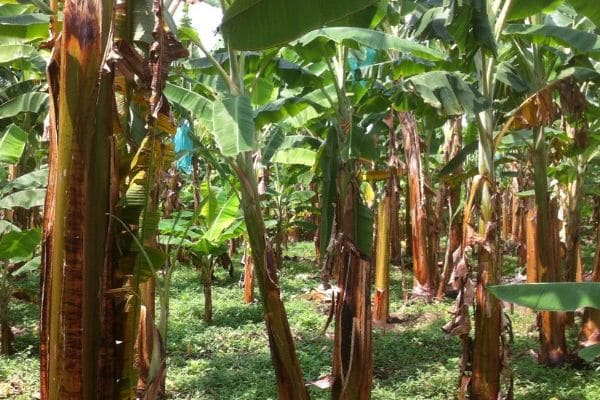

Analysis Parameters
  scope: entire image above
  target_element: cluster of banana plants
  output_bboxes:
[1,0,600,399]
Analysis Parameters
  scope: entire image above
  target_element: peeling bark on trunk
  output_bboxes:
[332,239,372,400]
[399,112,436,299]
[243,251,254,304]
[501,190,512,241]
[525,199,538,285]
[531,127,567,366]
[41,1,115,398]
[470,192,502,400]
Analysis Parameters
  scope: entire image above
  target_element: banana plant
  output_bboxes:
[169,1,386,397]
[158,181,244,325]
[0,228,40,354]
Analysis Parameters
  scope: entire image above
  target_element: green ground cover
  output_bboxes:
[1,242,599,399]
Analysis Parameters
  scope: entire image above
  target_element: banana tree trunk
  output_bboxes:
[373,191,391,322]
[399,111,436,300]
[437,117,462,299]
[243,249,254,304]
[525,198,538,285]
[235,153,309,400]
[41,1,115,398]
[531,126,567,366]
[331,164,372,400]
[564,170,584,284]
[201,258,214,324]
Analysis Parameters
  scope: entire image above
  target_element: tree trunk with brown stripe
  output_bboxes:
[400,112,437,300]
[41,1,115,398]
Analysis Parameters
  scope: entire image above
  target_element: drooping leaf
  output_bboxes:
[0,219,20,235]
[567,0,600,28]
[3,167,48,192]
[271,148,317,166]
[489,283,600,311]
[204,194,240,243]
[0,44,45,70]
[251,77,278,106]
[222,0,378,50]
[289,190,315,204]
[409,71,489,116]
[496,62,531,93]
[0,92,48,119]
[262,127,285,164]
[164,82,213,121]
[0,13,49,41]
[503,24,600,55]
[0,124,28,164]
[254,97,320,129]
[212,95,256,157]
[275,58,323,88]
[296,27,447,61]
[579,343,600,362]
[0,228,41,261]
[0,188,46,209]
[507,0,562,21]
[438,139,479,177]
[11,255,41,276]
[349,126,378,161]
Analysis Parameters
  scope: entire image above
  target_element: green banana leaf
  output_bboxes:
[3,167,47,192]
[408,71,489,116]
[579,343,600,362]
[164,82,213,121]
[203,193,240,243]
[0,188,45,209]
[0,92,48,119]
[503,24,600,55]
[212,95,256,157]
[222,0,378,50]
[0,219,21,235]
[438,140,479,177]
[0,44,45,70]
[296,27,446,61]
[0,124,28,164]
[254,97,321,129]
[0,228,41,262]
[506,0,561,21]
[0,13,49,41]
[568,0,600,28]
[489,282,600,311]
[272,148,317,166]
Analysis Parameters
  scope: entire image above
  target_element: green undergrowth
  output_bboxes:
[1,241,599,399]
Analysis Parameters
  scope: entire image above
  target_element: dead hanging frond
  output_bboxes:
[558,78,588,149]
[148,0,189,120]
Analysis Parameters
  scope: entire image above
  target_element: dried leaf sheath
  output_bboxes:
[41,1,114,399]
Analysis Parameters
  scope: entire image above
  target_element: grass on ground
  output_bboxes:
[1,241,599,399]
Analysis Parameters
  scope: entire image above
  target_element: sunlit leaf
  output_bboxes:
[489,283,600,311]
